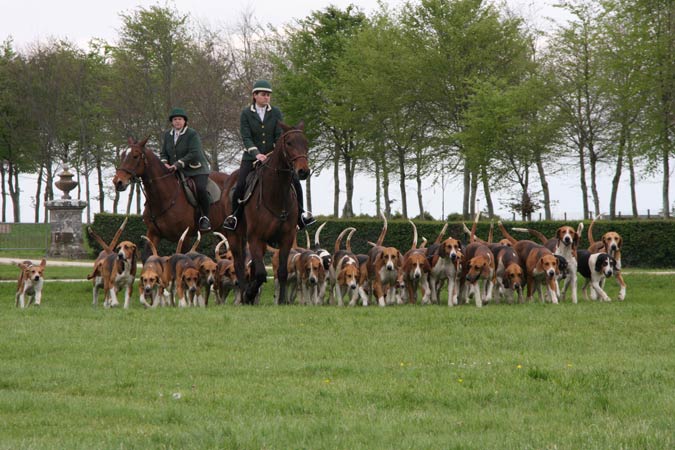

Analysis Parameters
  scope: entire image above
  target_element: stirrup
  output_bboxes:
[301,211,316,227]
[199,216,212,232]
[223,215,237,231]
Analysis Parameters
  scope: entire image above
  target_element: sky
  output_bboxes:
[1,0,671,222]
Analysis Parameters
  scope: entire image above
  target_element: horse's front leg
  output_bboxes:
[246,240,267,304]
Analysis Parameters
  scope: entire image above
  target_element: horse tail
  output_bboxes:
[375,211,388,247]
[334,227,355,254]
[176,227,190,254]
[141,235,159,257]
[345,228,357,254]
[314,222,327,251]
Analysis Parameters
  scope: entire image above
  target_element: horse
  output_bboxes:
[223,121,310,305]
[112,137,231,258]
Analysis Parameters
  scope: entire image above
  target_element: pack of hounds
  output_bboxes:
[12,214,625,308]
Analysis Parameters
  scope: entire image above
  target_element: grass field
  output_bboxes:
[1,269,674,449]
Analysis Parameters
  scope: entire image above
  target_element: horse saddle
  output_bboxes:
[228,169,259,207]
[178,172,221,208]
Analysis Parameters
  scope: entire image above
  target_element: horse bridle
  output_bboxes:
[259,129,308,173]
[118,145,175,185]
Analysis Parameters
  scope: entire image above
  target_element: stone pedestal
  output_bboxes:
[46,167,89,259]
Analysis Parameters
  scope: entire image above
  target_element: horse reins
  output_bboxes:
[255,129,309,221]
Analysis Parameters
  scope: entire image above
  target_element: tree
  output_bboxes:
[273,6,368,217]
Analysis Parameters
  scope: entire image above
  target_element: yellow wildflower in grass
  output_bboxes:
[517,364,522,369]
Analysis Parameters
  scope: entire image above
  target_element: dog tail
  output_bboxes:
[314,222,327,251]
[176,227,190,254]
[334,227,355,254]
[511,227,547,244]
[498,221,518,245]
[469,211,481,243]
[110,217,129,250]
[88,227,112,253]
[588,215,601,246]
[408,220,418,251]
[305,229,311,249]
[188,231,201,253]
[213,232,230,262]
[141,235,159,257]
[345,228,357,254]
[420,237,428,248]
[434,222,448,245]
[375,211,388,247]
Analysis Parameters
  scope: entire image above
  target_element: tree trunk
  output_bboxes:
[341,144,354,218]
[383,161,391,218]
[7,161,20,222]
[416,157,424,219]
[96,154,104,213]
[1,163,6,222]
[535,155,551,220]
[333,142,340,217]
[374,157,381,217]
[628,147,638,217]
[578,145,589,219]
[662,142,670,218]
[588,142,600,217]
[480,166,494,218]
[609,125,626,219]
[470,170,478,218]
[305,173,312,214]
[397,146,407,219]
[35,165,43,223]
[462,156,470,219]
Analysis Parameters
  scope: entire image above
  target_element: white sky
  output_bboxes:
[2,0,671,221]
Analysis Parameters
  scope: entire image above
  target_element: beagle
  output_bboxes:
[577,249,617,302]
[87,218,129,307]
[398,221,432,305]
[294,249,326,305]
[98,240,138,308]
[312,222,333,302]
[512,223,584,303]
[366,212,403,307]
[426,223,463,306]
[329,227,368,306]
[138,236,168,307]
[184,232,218,307]
[459,242,495,307]
[588,215,626,300]
[15,259,46,308]
[213,234,238,305]
[493,245,524,304]
[499,222,560,304]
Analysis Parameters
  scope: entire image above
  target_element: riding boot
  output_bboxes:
[224,190,242,231]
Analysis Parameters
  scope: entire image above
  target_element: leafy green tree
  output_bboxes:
[273,6,368,217]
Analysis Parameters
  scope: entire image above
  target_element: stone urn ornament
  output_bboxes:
[54,166,78,199]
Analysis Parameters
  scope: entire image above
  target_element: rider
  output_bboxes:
[223,79,315,231]
[160,107,212,232]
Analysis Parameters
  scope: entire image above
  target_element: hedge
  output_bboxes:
[87,213,675,268]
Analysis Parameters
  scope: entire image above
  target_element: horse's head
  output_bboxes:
[278,121,310,180]
[113,137,149,191]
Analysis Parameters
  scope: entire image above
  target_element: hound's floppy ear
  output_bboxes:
[337,270,345,285]
[480,261,491,279]
[617,235,623,249]
[594,254,605,273]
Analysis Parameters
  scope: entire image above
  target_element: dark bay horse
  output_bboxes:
[223,121,310,305]
[112,137,231,256]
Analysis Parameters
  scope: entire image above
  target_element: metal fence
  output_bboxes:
[0,223,51,251]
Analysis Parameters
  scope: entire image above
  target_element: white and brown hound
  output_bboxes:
[426,223,463,306]
[588,215,626,300]
[512,222,584,303]
[366,212,403,307]
[398,221,432,305]
[15,259,46,308]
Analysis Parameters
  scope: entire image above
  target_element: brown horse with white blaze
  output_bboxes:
[223,121,310,305]
[112,137,231,257]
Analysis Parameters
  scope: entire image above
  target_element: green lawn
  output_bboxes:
[1,273,673,449]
